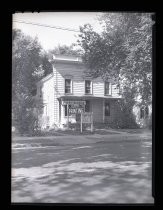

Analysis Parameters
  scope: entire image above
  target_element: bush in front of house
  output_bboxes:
[109,100,139,129]
[107,115,139,129]
[15,112,37,136]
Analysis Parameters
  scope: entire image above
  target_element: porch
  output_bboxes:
[57,95,122,127]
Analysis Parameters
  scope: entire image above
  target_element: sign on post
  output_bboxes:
[62,101,86,106]
[80,112,93,133]
[62,100,86,128]
[69,108,84,114]
[61,100,93,133]
[68,103,84,115]
[82,112,92,123]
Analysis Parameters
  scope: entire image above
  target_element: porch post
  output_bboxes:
[91,112,93,132]
[103,99,105,123]
[67,103,69,129]
[58,99,61,124]
[81,112,83,133]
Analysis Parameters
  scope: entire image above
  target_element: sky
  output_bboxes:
[13,12,104,51]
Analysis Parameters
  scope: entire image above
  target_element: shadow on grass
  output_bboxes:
[12,156,153,203]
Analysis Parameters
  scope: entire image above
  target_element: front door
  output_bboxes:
[85,100,90,112]
[104,100,110,122]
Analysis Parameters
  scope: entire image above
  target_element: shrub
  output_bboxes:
[108,100,139,129]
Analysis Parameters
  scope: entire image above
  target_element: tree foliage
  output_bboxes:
[12,30,82,134]
[12,29,51,134]
[40,51,53,77]
[48,44,83,57]
[77,13,153,106]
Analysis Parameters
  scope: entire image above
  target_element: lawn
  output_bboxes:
[12,139,153,203]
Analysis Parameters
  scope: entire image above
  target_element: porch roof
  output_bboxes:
[57,95,123,101]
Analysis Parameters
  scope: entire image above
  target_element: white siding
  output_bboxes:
[73,81,85,96]
[38,60,122,128]
[53,66,63,125]
[93,81,104,96]
[55,63,85,81]
[111,84,120,97]
[39,76,55,127]
[92,99,103,122]
[53,62,120,98]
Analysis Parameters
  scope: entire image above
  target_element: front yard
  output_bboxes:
[11,128,153,203]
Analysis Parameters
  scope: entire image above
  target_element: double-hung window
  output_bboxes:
[105,81,111,95]
[65,79,72,94]
[85,80,92,94]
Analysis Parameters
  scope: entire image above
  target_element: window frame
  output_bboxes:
[85,80,92,95]
[65,78,72,94]
[64,104,73,117]
[104,81,112,96]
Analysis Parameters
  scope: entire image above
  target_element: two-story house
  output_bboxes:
[36,54,122,130]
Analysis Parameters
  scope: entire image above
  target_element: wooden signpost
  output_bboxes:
[61,100,93,133]
[62,100,86,129]
[80,112,93,133]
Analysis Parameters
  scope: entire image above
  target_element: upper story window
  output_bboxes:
[65,79,72,94]
[85,80,92,94]
[105,81,111,95]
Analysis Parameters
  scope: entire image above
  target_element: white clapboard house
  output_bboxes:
[36,54,123,129]
[36,54,151,130]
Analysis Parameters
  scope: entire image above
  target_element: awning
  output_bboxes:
[57,95,123,101]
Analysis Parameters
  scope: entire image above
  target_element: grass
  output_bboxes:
[115,129,151,134]
[12,127,151,138]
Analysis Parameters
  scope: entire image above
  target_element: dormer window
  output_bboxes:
[65,79,72,94]
[85,80,92,94]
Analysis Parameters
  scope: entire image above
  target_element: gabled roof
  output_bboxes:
[37,72,54,85]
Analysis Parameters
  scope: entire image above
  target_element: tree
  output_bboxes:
[77,13,153,106]
[48,44,83,57]
[40,51,53,77]
[12,29,44,134]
